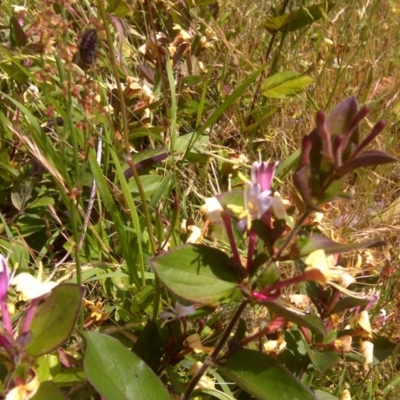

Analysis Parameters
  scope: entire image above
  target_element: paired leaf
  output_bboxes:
[83,331,169,400]
[151,244,240,304]
[25,284,84,357]
[218,349,317,400]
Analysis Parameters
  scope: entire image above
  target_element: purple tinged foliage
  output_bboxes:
[0,255,12,336]
[293,97,398,209]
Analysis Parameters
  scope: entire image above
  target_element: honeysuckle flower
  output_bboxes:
[359,340,374,368]
[335,335,352,352]
[263,338,287,355]
[11,271,57,301]
[186,333,214,354]
[235,161,286,231]
[340,388,352,400]
[245,161,278,218]
[186,225,202,244]
[304,249,362,298]
[357,310,372,337]
[200,197,223,222]
[5,372,39,400]
[245,181,273,220]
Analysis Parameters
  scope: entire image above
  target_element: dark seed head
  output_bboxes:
[78,29,97,67]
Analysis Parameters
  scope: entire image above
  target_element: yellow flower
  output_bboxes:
[357,310,372,337]
[186,333,214,354]
[304,250,361,298]
[340,388,352,400]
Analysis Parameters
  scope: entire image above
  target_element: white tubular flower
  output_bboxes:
[5,371,39,400]
[186,225,202,244]
[359,340,374,368]
[270,192,287,220]
[11,272,57,301]
[263,339,287,355]
[200,197,223,222]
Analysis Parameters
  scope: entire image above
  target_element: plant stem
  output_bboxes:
[251,210,311,286]
[183,210,312,398]
[182,299,249,400]
[221,213,242,267]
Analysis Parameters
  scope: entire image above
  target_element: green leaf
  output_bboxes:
[372,336,397,363]
[302,338,339,373]
[295,234,386,258]
[201,65,265,132]
[329,296,369,315]
[132,321,163,373]
[262,71,313,99]
[89,147,141,287]
[106,0,130,17]
[31,381,68,400]
[218,190,245,212]
[217,349,317,400]
[0,63,29,85]
[150,244,240,304]
[128,175,164,199]
[174,132,210,163]
[265,3,334,34]
[262,300,326,337]
[275,149,300,189]
[25,284,84,357]
[83,331,169,400]
[53,368,86,386]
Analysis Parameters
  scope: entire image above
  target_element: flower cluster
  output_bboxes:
[0,255,59,399]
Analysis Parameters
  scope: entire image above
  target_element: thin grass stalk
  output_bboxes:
[97,0,157,257]
[59,6,84,326]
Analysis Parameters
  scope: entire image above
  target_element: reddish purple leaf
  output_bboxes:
[337,150,398,176]
[326,96,359,139]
